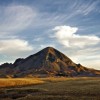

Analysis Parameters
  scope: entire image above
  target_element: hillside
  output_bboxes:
[0,47,100,77]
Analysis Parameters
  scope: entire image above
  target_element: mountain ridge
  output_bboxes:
[0,47,100,78]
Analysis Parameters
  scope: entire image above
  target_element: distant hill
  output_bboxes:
[0,47,100,77]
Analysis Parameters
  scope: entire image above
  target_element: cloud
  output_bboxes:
[53,25,100,48]
[0,39,33,56]
[79,1,100,15]
[0,5,35,35]
[72,1,99,16]
[0,5,35,58]
[52,25,100,69]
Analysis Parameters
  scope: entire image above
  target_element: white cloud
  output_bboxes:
[79,1,99,15]
[0,39,33,56]
[52,25,100,69]
[0,5,35,35]
[53,25,100,48]
[0,5,35,58]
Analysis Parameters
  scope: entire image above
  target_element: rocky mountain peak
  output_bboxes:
[0,47,100,77]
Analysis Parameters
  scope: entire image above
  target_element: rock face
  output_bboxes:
[0,63,14,78]
[0,47,100,77]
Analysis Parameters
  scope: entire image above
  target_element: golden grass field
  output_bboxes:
[0,77,100,100]
[0,77,94,87]
[0,77,99,87]
[0,78,44,87]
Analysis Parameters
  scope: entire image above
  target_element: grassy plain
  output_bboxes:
[0,78,44,87]
[0,77,100,100]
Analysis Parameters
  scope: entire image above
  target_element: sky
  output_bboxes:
[0,0,100,70]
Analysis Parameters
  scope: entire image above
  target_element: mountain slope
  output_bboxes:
[0,47,100,77]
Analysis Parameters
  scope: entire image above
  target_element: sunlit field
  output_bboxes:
[0,77,100,100]
[0,78,44,87]
[0,77,98,87]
